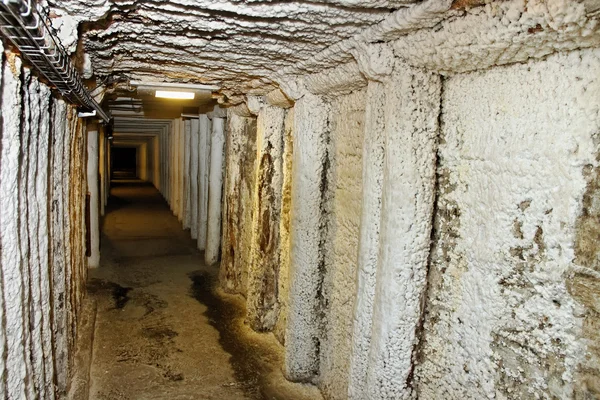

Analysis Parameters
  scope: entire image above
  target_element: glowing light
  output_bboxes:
[155,90,195,100]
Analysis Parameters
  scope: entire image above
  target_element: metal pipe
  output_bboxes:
[0,0,111,123]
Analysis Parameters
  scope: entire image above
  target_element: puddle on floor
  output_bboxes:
[88,278,132,309]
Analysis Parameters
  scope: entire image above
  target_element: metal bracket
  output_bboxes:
[0,0,111,123]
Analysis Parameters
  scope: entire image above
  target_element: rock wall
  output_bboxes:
[215,38,600,400]
[0,48,89,399]
[319,89,367,400]
[246,104,286,332]
[220,104,295,338]
[221,111,257,295]
[416,48,600,400]
[273,108,294,345]
[35,0,599,399]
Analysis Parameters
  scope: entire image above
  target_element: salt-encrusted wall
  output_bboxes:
[0,47,89,399]
[319,90,367,400]
[216,38,600,400]
[220,103,294,338]
[30,0,599,399]
[273,108,294,345]
[415,48,600,400]
[221,111,257,296]
[246,102,286,331]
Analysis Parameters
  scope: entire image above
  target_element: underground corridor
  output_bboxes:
[1,0,600,400]
[87,179,319,400]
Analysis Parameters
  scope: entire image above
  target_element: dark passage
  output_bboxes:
[87,181,317,400]
[111,147,137,179]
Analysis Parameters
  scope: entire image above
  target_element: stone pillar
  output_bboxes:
[164,129,169,200]
[246,101,286,331]
[219,109,257,295]
[138,143,147,181]
[197,114,211,251]
[183,119,192,229]
[284,92,331,381]
[190,118,199,239]
[364,63,441,400]
[160,132,166,196]
[86,127,100,268]
[104,139,112,204]
[175,118,182,215]
[205,116,225,265]
[36,82,55,398]
[1,58,27,398]
[346,80,386,399]
[153,135,160,189]
[99,127,106,216]
[170,119,178,213]
[178,118,185,222]
[164,128,171,202]
[347,44,392,400]
[273,107,294,344]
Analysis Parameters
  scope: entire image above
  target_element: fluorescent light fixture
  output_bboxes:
[77,109,97,118]
[155,90,195,100]
[131,81,220,91]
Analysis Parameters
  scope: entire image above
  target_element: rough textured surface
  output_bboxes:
[87,128,100,268]
[285,93,331,382]
[273,109,295,345]
[319,90,366,400]
[205,117,226,266]
[48,0,421,96]
[183,119,192,230]
[189,119,199,240]
[347,81,385,400]
[0,50,88,399]
[246,104,285,332]
[178,119,185,221]
[365,63,441,400]
[220,112,257,295]
[416,48,600,400]
[304,62,367,98]
[1,52,27,400]
[394,0,600,74]
[198,115,212,251]
[8,1,600,400]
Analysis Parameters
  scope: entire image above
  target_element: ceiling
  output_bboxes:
[47,0,424,98]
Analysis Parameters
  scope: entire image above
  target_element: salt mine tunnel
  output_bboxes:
[0,0,599,399]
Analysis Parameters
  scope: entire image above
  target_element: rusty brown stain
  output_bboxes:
[450,0,487,10]
[527,24,544,34]
[220,117,257,297]
[569,162,600,398]
[248,142,280,332]
[258,151,274,253]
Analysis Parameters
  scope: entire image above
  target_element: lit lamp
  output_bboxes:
[130,81,219,100]
[155,90,195,100]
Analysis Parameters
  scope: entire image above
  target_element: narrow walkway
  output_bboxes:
[87,182,320,400]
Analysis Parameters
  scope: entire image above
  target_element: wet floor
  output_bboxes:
[88,181,321,400]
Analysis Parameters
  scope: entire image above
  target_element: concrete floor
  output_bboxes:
[88,181,322,400]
